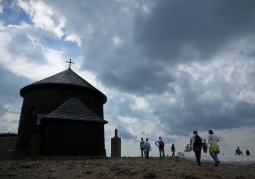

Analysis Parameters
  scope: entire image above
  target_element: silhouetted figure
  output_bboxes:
[202,139,208,153]
[144,138,151,159]
[235,147,243,155]
[171,144,176,157]
[190,131,202,166]
[140,138,145,157]
[246,149,250,156]
[184,144,191,152]
[155,137,165,159]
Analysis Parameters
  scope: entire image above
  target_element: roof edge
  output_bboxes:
[20,83,107,104]
[42,118,108,124]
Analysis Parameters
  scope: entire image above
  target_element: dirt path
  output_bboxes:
[0,156,254,179]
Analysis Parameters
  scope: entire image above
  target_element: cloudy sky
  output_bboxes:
[1,0,255,157]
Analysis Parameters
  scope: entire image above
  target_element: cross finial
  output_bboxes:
[66,59,74,68]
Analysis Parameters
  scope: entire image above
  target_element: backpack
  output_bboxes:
[159,140,164,147]
[194,135,202,146]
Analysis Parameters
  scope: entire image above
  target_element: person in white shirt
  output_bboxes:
[208,129,220,166]
[155,137,165,159]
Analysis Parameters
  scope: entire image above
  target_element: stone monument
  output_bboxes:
[111,128,121,157]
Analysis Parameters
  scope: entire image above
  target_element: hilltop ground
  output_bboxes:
[0,156,254,179]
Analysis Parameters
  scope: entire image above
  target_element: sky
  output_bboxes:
[0,0,255,157]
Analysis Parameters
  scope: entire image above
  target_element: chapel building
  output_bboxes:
[16,64,108,156]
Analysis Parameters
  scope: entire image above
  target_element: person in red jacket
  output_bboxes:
[246,149,250,156]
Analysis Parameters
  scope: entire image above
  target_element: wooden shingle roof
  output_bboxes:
[20,68,107,103]
[42,97,108,124]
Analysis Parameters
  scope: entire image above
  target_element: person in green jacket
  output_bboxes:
[208,130,220,166]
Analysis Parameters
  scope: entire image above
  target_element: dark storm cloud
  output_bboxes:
[0,66,31,118]
[0,66,30,98]
[44,0,172,96]
[134,0,255,63]
[105,97,139,120]
[41,0,177,96]
[152,71,255,136]
[117,125,136,140]
[78,0,255,96]
[99,62,175,95]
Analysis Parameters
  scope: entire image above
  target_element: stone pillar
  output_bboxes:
[111,128,121,157]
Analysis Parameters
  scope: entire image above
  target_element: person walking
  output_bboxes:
[144,138,151,159]
[155,137,165,159]
[202,139,208,153]
[190,131,202,166]
[140,138,145,157]
[208,129,220,166]
[171,144,176,157]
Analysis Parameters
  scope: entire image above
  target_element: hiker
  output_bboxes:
[208,130,220,166]
[155,137,165,159]
[171,144,176,157]
[202,139,208,153]
[140,138,145,157]
[246,149,250,156]
[190,131,202,166]
[184,144,191,152]
[236,147,243,155]
[144,138,151,159]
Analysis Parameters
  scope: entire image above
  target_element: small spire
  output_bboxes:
[66,59,74,68]
[114,128,118,138]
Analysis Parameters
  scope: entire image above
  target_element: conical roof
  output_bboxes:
[42,97,108,124]
[20,68,107,103]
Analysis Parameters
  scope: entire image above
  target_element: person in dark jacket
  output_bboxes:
[235,147,243,155]
[171,144,176,157]
[140,138,145,157]
[202,139,208,153]
[190,131,202,166]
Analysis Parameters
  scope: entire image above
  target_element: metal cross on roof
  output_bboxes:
[66,59,74,68]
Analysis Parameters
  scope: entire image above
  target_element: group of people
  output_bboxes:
[185,139,208,153]
[139,130,220,167]
[140,130,251,167]
[140,137,176,159]
[139,138,151,159]
[235,147,251,156]
[189,130,220,167]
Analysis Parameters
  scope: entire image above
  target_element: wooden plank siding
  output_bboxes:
[43,121,105,156]
[16,86,105,152]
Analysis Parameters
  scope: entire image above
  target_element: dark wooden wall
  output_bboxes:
[16,86,105,150]
[43,121,105,156]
